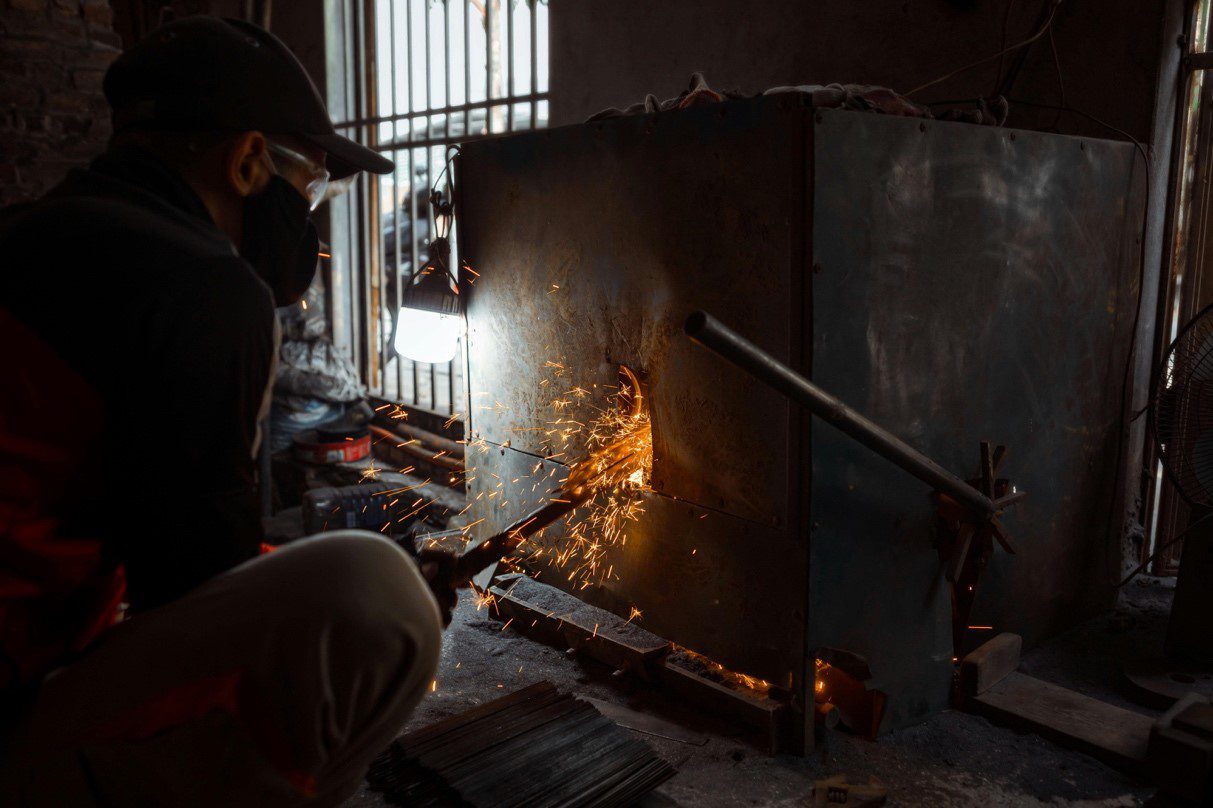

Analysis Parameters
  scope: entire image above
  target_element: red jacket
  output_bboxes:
[0,310,125,693]
[0,148,276,696]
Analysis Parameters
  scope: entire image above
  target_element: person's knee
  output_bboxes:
[269,532,443,678]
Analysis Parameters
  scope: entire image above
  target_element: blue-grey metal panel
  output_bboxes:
[808,109,1144,728]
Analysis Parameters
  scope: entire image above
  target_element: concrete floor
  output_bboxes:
[341,575,1182,807]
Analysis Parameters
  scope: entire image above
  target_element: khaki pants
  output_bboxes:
[0,531,442,807]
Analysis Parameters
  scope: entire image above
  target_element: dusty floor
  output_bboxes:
[340,575,1183,807]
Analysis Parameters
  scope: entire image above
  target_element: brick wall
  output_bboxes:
[0,0,120,207]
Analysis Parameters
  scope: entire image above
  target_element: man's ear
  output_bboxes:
[225,131,271,198]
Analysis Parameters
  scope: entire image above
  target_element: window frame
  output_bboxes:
[324,0,550,418]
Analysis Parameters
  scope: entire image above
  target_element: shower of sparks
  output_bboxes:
[453,357,653,590]
[527,363,653,588]
[473,589,498,612]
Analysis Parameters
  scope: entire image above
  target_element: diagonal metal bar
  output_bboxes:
[685,310,996,519]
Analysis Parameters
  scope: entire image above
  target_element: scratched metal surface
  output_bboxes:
[466,441,800,689]
[458,96,811,687]
[459,96,808,526]
[806,109,1144,728]
[456,97,1145,728]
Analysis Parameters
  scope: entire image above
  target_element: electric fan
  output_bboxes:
[1121,304,1213,707]
[1155,304,1213,507]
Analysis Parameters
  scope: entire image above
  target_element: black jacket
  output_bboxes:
[0,147,274,611]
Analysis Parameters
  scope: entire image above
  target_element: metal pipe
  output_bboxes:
[506,0,514,130]
[337,92,547,130]
[388,0,402,401]
[464,0,471,118]
[444,0,451,142]
[528,0,536,128]
[484,0,492,131]
[684,310,996,519]
[451,446,636,584]
[453,495,579,584]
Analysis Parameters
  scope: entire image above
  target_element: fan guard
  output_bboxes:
[1153,302,1213,506]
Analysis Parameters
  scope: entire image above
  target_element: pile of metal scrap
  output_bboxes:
[367,681,676,807]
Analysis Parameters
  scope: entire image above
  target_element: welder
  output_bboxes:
[0,17,452,806]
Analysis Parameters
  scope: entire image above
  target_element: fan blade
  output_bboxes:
[994,490,1027,511]
[992,445,1007,473]
[990,520,1017,555]
[980,442,995,498]
[947,523,976,583]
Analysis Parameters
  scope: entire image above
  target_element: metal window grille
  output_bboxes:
[326,0,550,416]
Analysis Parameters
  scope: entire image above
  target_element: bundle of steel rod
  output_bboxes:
[367,681,675,807]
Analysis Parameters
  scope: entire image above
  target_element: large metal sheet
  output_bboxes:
[458,97,812,686]
[459,96,808,525]
[457,97,1145,731]
[807,109,1144,726]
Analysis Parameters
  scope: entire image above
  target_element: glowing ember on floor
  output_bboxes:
[673,645,772,695]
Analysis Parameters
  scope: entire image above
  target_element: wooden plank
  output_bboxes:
[1175,702,1213,740]
[486,575,791,754]
[970,672,1151,771]
[490,576,670,675]
[656,662,790,754]
[1150,693,1213,804]
[959,632,1021,696]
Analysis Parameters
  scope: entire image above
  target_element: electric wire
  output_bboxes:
[992,0,1021,97]
[995,1,1057,100]
[906,0,1062,97]
[1047,25,1066,130]
[1117,511,1212,587]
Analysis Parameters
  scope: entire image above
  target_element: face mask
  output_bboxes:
[240,175,320,306]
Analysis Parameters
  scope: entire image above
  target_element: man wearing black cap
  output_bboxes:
[0,17,450,806]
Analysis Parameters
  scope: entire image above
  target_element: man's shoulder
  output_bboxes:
[175,248,276,321]
[3,186,228,263]
[0,185,273,341]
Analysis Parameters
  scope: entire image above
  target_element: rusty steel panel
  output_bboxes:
[458,97,812,686]
[806,109,1144,726]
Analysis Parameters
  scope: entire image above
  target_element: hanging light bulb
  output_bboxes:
[395,155,464,364]
[395,236,462,363]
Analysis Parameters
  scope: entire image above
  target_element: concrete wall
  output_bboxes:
[0,0,120,206]
[549,0,1169,145]
[0,0,326,209]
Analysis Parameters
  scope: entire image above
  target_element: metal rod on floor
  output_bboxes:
[684,310,996,519]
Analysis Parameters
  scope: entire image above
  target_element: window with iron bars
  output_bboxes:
[325,0,550,416]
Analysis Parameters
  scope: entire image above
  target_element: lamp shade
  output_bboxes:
[394,306,462,363]
[395,243,463,363]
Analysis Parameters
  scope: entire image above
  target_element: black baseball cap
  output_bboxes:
[104,16,393,180]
